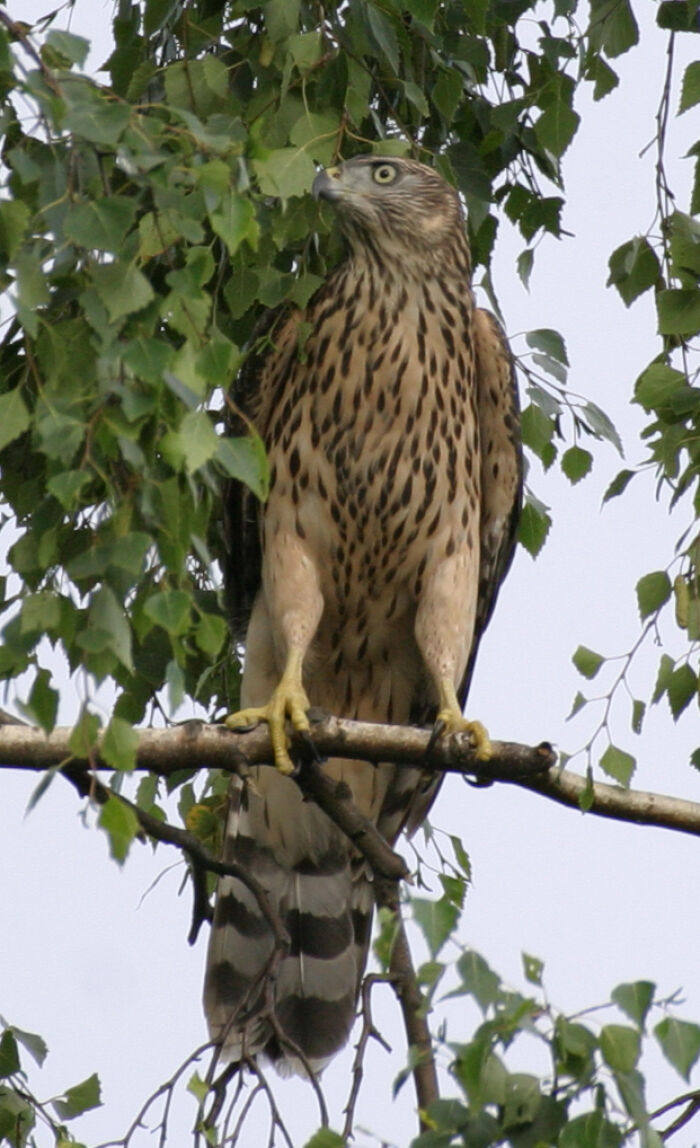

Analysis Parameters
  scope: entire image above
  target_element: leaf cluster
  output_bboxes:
[410,948,700,1148]
[0,0,646,755]
[0,1020,99,1147]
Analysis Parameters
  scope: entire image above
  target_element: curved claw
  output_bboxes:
[434,708,492,761]
[225,678,311,775]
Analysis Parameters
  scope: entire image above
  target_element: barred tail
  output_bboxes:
[203,769,373,1074]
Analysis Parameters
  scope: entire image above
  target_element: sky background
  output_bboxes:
[2,2,700,1146]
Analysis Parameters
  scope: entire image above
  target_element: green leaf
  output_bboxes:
[568,690,587,718]
[502,1073,542,1130]
[555,1017,598,1071]
[187,1071,209,1103]
[216,434,270,500]
[10,1027,47,1068]
[53,1073,102,1120]
[561,446,592,484]
[47,470,92,510]
[517,496,551,557]
[85,585,134,672]
[98,795,139,864]
[302,1129,346,1148]
[179,410,219,474]
[581,401,623,454]
[631,699,646,734]
[63,97,131,146]
[522,952,544,986]
[0,388,31,453]
[195,612,228,658]
[0,199,30,259]
[64,198,137,252]
[657,288,700,336]
[607,238,660,307]
[25,668,59,734]
[612,981,655,1029]
[209,191,259,256]
[680,61,700,113]
[599,744,636,786]
[654,1018,700,1080]
[455,950,501,1012]
[613,1068,648,1126]
[667,663,697,719]
[520,403,555,463]
[652,653,675,704]
[92,261,155,322]
[69,710,101,759]
[603,468,635,502]
[252,148,316,199]
[600,1025,641,1072]
[45,29,90,66]
[657,1,700,31]
[526,328,569,365]
[289,111,341,165]
[449,835,471,879]
[144,590,191,636]
[534,102,580,158]
[413,895,460,957]
[636,571,672,619]
[517,248,534,289]
[432,68,463,122]
[366,3,400,72]
[590,0,639,57]
[634,363,686,411]
[101,717,139,772]
[0,1031,20,1078]
[584,54,620,101]
[559,1110,624,1148]
[572,646,604,679]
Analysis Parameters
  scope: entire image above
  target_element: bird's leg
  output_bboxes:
[414,549,492,762]
[226,647,312,775]
[226,530,324,774]
[433,676,492,761]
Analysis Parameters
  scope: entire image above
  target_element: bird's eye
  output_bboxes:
[372,163,397,185]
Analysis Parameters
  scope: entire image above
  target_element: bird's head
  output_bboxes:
[312,155,467,268]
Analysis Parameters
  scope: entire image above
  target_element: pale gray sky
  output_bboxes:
[2,3,699,1146]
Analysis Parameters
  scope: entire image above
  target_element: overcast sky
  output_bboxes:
[2,2,700,1146]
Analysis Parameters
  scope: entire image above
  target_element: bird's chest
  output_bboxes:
[265,280,480,607]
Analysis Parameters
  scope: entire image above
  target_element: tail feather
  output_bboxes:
[203,768,374,1073]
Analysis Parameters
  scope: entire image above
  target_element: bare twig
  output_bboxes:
[343,974,393,1140]
[647,1088,700,1141]
[373,875,439,1131]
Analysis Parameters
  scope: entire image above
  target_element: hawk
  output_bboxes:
[204,155,522,1074]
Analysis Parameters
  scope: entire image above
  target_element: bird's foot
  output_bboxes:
[225,678,311,776]
[434,708,492,762]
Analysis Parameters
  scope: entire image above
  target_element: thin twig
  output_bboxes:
[373,875,439,1131]
[343,973,394,1140]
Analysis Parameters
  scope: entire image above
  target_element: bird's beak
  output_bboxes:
[312,167,342,201]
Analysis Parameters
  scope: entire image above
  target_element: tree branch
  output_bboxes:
[4,715,700,840]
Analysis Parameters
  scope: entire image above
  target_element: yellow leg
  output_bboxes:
[435,678,492,762]
[225,649,310,775]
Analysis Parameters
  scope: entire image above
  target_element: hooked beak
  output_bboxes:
[312,166,342,201]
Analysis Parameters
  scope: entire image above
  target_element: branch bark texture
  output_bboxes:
[3,714,700,840]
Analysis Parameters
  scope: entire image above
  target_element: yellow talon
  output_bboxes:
[225,650,310,775]
[435,679,493,762]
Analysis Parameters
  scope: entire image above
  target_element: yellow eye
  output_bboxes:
[372,163,397,185]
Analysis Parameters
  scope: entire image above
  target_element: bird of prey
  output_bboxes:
[203,155,522,1074]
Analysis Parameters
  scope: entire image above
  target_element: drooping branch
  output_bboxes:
[4,714,700,840]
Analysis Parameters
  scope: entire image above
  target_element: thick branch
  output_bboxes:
[3,716,700,839]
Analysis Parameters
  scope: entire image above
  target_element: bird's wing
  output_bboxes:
[223,305,301,641]
[458,306,523,708]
